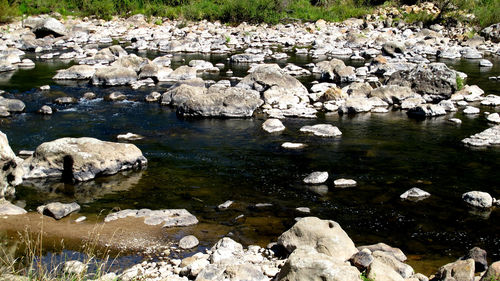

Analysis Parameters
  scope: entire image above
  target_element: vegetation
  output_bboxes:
[361,271,375,281]
[456,75,464,91]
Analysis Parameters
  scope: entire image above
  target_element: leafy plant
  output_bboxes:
[456,75,464,91]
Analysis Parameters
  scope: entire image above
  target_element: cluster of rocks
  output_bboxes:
[34,216,500,281]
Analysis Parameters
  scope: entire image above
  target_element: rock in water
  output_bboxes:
[22,137,147,182]
[0,131,23,198]
[63,260,87,275]
[303,172,329,184]
[334,178,357,187]
[281,142,306,149]
[462,191,493,208]
[104,209,198,227]
[92,66,138,86]
[262,119,285,133]
[37,202,80,220]
[462,125,500,147]
[0,200,26,215]
[117,133,144,141]
[0,97,26,112]
[400,187,430,201]
[179,235,199,249]
[277,246,361,281]
[300,124,342,137]
[277,217,358,261]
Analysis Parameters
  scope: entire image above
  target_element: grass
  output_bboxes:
[456,75,464,91]
[361,271,375,281]
[0,219,118,281]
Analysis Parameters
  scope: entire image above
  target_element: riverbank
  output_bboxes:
[0,10,499,281]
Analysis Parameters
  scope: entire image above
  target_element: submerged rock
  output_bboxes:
[104,209,198,227]
[37,202,80,220]
[22,137,147,182]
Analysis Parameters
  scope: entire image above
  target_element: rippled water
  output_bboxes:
[0,51,499,274]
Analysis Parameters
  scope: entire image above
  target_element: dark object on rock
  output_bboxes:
[350,250,374,270]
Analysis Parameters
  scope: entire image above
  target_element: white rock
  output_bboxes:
[462,191,493,208]
[282,142,306,149]
[400,187,430,201]
[303,171,329,184]
[463,106,480,114]
[334,178,357,187]
[262,119,286,133]
[300,124,342,137]
[486,113,500,124]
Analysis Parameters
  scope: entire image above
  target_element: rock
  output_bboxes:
[479,59,493,67]
[463,106,480,114]
[372,250,414,278]
[400,187,430,201]
[195,264,225,281]
[277,217,358,261]
[218,200,233,210]
[383,42,405,57]
[225,264,267,281]
[460,85,484,102]
[210,237,244,264]
[18,59,35,68]
[296,207,311,214]
[33,17,66,37]
[387,63,458,101]
[334,178,357,187]
[54,96,78,105]
[53,65,96,80]
[37,105,52,115]
[481,95,500,106]
[75,216,86,223]
[0,200,27,215]
[462,125,500,147]
[401,97,426,110]
[105,209,198,227]
[407,104,446,118]
[350,249,374,270]
[433,259,475,281]
[277,246,362,281]
[82,92,96,100]
[480,261,500,281]
[449,118,462,124]
[63,260,87,275]
[111,55,147,72]
[231,53,265,63]
[357,243,407,262]
[117,133,143,141]
[462,191,493,209]
[369,85,415,105]
[303,172,329,184]
[486,113,500,124]
[262,119,285,133]
[22,137,147,182]
[282,142,306,149]
[438,100,457,112]
[37,202,80,220]
[300,124,342,137]
[0,131,23,198]
[462,247,487,273]
[340,97,373,113]
[367,258,405,281]
[145,92,161,102]
[106,92,127,101]
[0,274,30,281]
[0,97,26,112]
[176,85,263,118]
[481,23,500,43]
[165,66,198,81]
[179,235,199,249]
[92,66,138,86]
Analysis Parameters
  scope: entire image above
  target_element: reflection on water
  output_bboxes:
[0,52,499,274]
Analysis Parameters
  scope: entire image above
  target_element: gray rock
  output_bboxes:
[210,237,244,264]
[433,259,475,281]
[372,250,414,278]
[54,96,78,105]
[367,258,404,281]
[38,105,53,115]
[217,200,233,210]
[22,137,147,182]
[357,243,407,262]
[462,191,493,209]
[117,133,143,141]
[105,209,198,227]
[481,23,500,43]
[387,63,458,101]
[179,235,199,249]
[82,92,96,100]
[479,59,493,67]
[382,42,405,57]
[111,55,148,72]
[277,246,361,281]
[407,104,446,118]
[486,113,500,124]
[350,249,374,270]
[145,92,161,102]
[231,53,265,63]
[33,17,66,37]
[369,85,415,105]
[463,106,480,114]
[462,247,487,273]
[262,119,285,133]
[63,260,87,275]
[225,264,267,281]
[340,97,373,113]
[480,261,500,281]
[0,97,26,112]
[462,125,500,147]
[0,131,23,198]
[0,200,27,215]
[165,66,198,82]
[106,92,126,101]
[282,142,306,149]
[300,124,342,137]
[53,65,96,80]
[400,187,430,201]
[481,95,500,106]
[303,172,329,184]
[37,202,80,220]
[277,217,358,261]
[92,67,137,86]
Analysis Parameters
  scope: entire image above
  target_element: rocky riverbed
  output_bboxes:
[0,6,499,280]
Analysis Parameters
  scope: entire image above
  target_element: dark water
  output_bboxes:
[0,51,499,273]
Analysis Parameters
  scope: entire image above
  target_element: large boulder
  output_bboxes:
[111,54,148,72]
[480,261,500,281]
[0,200,26,215]
[92,66,138,86]
[277,246,362,281]
[33,17,66,38]
[237,64,309,109]
[481,23,500,43]
[0,131,23,198]
[277,217,358,261]
[53,65,96,80]
[387,63,458,101]
[177,85,263,118]
[0,97,26,112]
[22,137,147,182]
[357,243,407,262]
[407,104,446,118]
[367,258,405,281]
[369,85,415,105]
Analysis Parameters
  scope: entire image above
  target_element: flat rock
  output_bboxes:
[358,243,407,262]
[486,113,500,124]
[400,187,430,201]
[300,124,342,137]
[281,142,306,149]
[37,202,80,220]
[105,209,198,227]
[262,119,285,133]
[53,65,96,80]
[463,106,480,114]
[117,132,144,141]
[0,200,27,215]
[303,171,329,184]
[334,178,357,187]
[462,125,500,147]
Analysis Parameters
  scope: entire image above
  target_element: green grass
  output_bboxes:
[456,75,464,91]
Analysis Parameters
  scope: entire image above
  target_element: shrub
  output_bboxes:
[0,0,19,23]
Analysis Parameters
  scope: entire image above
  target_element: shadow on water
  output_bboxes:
[0,51,499,275]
